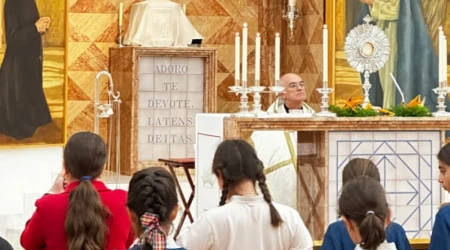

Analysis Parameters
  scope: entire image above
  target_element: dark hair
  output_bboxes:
[127,166,178,223]
[339,177,388,250]
[127,166,178,247]
[212,139,283,227]
[438,143,450,165]
[64,132,109,250]
[342,158,380,184]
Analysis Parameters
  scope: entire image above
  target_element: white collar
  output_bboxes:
[167,237,182,248]
[354,241,397,250]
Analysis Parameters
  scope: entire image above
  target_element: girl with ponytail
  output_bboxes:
[127,167,186,250]
[20,131,135,250]
[177,139,313,250]
[339,176,396,250]
[322,158,411,250]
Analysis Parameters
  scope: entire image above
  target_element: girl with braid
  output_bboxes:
[127,167,186,250]
[177,139,313,250]
[20,132,135,250]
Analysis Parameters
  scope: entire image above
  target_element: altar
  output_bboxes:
[195,113,450,246]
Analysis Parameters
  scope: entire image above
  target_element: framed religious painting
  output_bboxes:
[326,0,449,110]
[0,0,67,146]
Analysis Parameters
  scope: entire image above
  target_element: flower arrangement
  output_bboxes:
[329,95,431,117]
[388,95,432,117]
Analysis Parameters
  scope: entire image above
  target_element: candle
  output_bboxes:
[242,23,248,85]
[439,26,444,82]
[323,24,328,88]
[119,2,123,26]
[255,33,261,84]
[445,36,448,83]
[235,32,240,84]
[288,0,296,7]
[275,33,280,84]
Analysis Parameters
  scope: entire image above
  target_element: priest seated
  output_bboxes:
[250,73,316,209]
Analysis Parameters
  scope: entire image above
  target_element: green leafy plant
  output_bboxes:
[389,105,432,117]
[329,105,378,117]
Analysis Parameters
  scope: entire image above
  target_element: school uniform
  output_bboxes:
[176,195,313,250]
[355,242,397,250]
[129,237,186,250]
[20,180,135,250]
[321,220,411,250]
[429,204,450,249]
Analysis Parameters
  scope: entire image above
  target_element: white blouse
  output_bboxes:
[176,195,313,250]
[354,242,397,250]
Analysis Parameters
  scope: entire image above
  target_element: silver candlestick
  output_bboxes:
[432,81,450,117]
[229,80,253,117]
[316,81,336,117]
[269,80,286,95]
[250,81,267,114]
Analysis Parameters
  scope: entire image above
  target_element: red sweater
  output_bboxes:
[20,180,136,250]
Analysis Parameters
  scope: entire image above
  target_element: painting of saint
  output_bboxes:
[0,0,65,145]
[334,0,449,110]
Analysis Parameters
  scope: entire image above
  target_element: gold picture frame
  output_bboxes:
[326,0,449,107]
[0,0,67,147]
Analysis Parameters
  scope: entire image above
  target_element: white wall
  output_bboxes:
[0,146,63,248]
[0,146,194,249]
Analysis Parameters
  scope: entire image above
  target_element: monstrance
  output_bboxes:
[344,15,390,107]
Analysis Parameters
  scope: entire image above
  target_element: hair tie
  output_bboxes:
[366,210,375,216]
[80,176,92,181]
[140,212,166,249]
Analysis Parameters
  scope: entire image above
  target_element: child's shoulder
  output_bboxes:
[437,203,450,217]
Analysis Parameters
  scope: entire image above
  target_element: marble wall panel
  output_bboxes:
[68,0,325,238]
[68,0,323,134]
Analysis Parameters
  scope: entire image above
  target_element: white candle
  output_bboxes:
[288,0,296,7]
[235,32,240,83]
[323,24,328,87]
[275,33,280,84]
[242,23,248,84]
[439,26,444,82]
[119,2,123,26]
[255,33,261,83]
[442,36,448,83]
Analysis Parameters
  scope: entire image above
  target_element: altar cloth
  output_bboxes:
[124,0,203,47]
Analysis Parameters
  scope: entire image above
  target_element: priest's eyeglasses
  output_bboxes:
[287,82,305,89]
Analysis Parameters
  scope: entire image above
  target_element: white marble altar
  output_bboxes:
[195,113,448,240]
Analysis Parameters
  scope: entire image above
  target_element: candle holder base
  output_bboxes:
[229,85,254,117]
[316,85,336,117]
[250,85,267,115]
[269,85,285,95]
[432,111,450,117]
[228,82,290,116]
[432,82,450,116]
